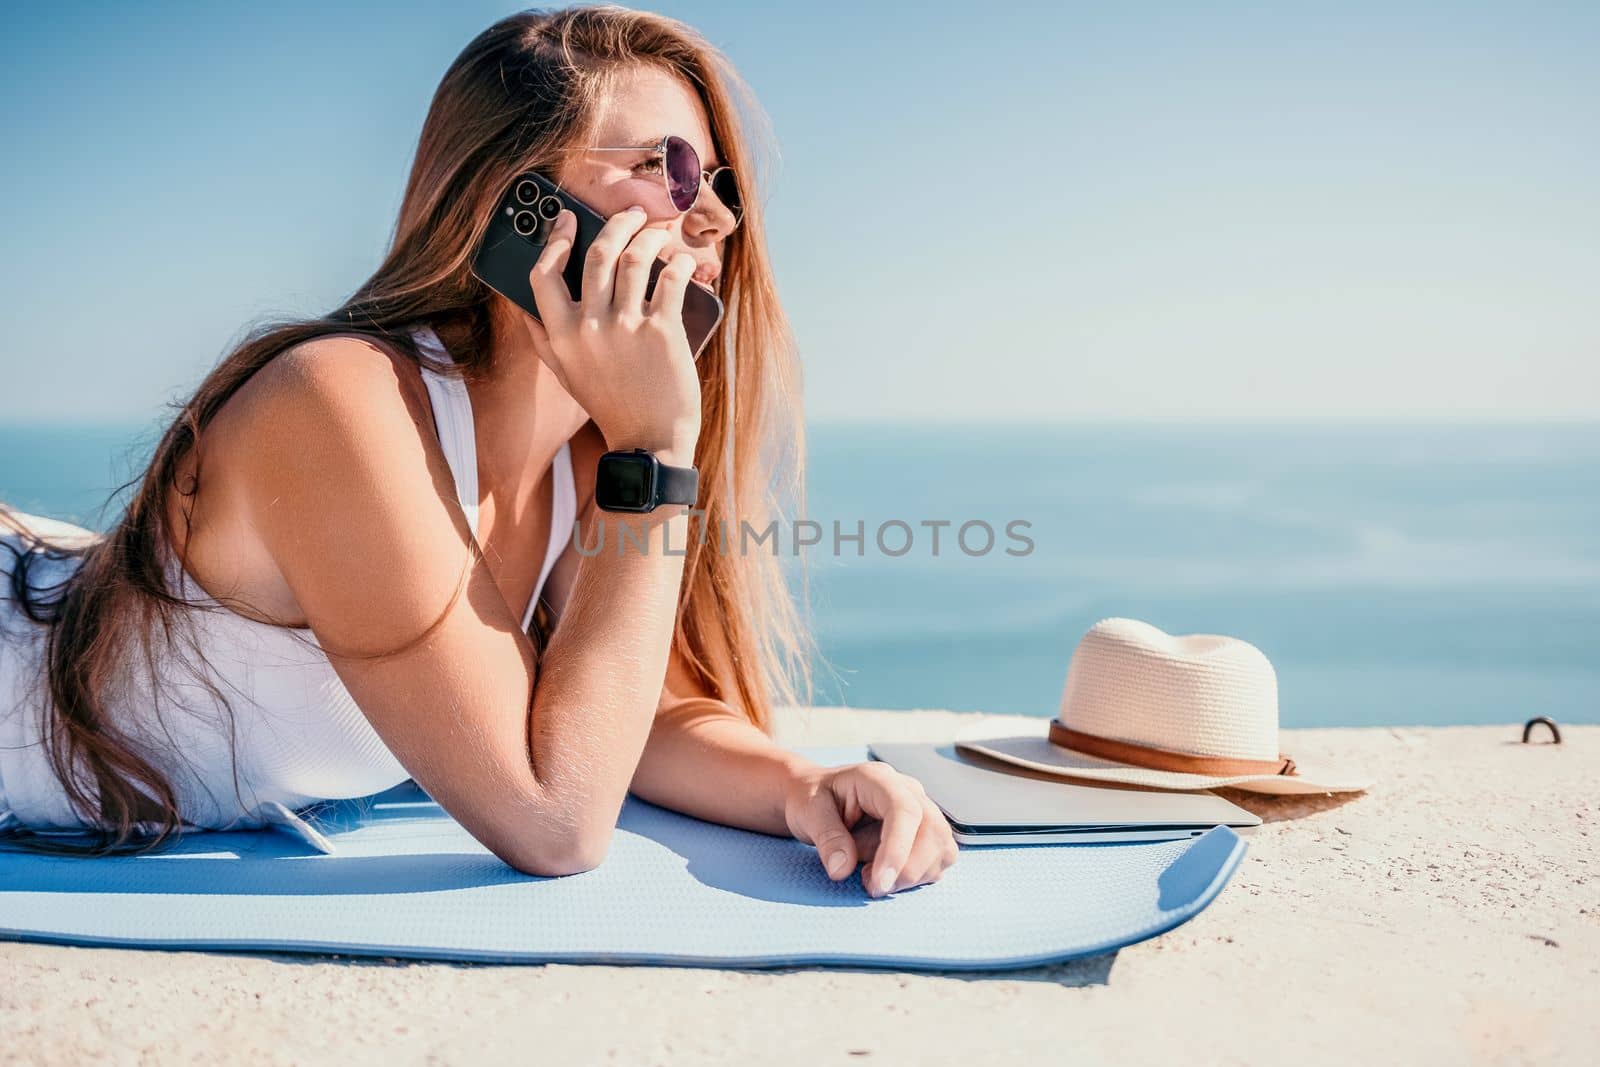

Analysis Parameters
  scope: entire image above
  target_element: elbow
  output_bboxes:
[495,826,615,879]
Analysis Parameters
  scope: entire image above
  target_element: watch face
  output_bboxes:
[598,452,656,512]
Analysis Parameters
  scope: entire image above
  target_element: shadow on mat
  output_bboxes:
[0,851,538,895]
[0,796,891,904]
[619,797,884,908]
[330,784,886,907]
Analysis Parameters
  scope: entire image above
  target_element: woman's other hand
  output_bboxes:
[783,761,960,898]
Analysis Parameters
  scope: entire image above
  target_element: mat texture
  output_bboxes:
[0,744,1246,971]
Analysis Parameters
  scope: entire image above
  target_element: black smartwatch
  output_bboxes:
[595,449,699,513]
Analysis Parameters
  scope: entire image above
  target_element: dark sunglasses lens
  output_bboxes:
[664,135,700,212]
[710,168,743,226]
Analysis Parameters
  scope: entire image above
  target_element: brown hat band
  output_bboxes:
[1048,720,1298,778]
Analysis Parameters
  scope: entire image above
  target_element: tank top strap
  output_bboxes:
[410,327,480,540]
[523,440,577,633]
[408,325,575,636]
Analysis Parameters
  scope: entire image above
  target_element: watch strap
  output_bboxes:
[655,461,699,507]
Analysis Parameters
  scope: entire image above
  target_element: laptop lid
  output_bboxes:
[867,741,1261,832]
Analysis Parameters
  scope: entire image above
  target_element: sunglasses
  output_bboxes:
[588,134,744,230]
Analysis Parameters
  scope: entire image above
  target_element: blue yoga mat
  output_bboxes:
[0,744,1246,971]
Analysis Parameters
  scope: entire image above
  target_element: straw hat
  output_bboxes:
[957,618,1371,795]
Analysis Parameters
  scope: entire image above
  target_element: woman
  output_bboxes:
[0,5,956,898]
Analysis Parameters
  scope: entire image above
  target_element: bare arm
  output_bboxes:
[555,421,819,839]
[629,647,820,837]
[239,203,711,875]
[238,338,691,876]
[517,486,695,862]
[626,639,961,898]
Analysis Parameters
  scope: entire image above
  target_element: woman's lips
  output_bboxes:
[692,265,721,289]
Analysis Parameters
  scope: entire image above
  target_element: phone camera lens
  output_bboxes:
[537,195,563,221]
[514,179,540,206]
[512,210,539,237]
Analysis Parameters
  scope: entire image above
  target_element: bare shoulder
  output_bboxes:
[232,333,433,445]
[219,334,436,495]
[167,331,454,629]
[226,332,454,533]
[217,332,449,504]
[216,331,482,654]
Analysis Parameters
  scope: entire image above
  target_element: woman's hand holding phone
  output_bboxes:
[522,205,702,463]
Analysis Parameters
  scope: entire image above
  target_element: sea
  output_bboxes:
[2,418,1595,729]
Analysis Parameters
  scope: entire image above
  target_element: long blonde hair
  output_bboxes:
[0,4,810,855]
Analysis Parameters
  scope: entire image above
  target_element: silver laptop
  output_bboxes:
[867,741,1261,845]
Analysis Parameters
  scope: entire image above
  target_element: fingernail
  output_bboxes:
[827,850,848,877]
[877,866,898,895]
[627,204,646,215]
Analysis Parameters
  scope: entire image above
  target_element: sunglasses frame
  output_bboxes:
[586,134,743,229]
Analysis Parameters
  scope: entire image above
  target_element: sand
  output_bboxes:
[2,706,1595,1066]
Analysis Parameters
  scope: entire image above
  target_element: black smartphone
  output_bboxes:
[470,170,726,361]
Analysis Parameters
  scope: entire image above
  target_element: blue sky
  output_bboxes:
[2,1,1595,421]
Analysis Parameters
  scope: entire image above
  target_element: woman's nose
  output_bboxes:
[685,192,737,243]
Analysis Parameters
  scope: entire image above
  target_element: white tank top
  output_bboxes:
[0,324,576,850]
